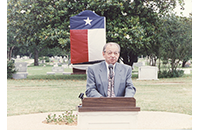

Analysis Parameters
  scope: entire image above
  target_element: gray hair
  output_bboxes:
[103,42,121,53]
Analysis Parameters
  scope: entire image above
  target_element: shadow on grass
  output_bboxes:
[26,74,87,80]
[24,74,138,80]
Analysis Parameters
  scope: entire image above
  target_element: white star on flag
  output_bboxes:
[84,17,92,25]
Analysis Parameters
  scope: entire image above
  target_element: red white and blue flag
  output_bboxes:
[70,10,106,64]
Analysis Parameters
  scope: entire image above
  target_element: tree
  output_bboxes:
[7,28,16,60]
[7,0,70,65]
[85,0,184,66]
[159,14,192,72]
[180,16,192,67]
[8,0,184,66]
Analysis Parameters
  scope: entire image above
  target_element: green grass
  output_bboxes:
[134,75,192,115]
[7,65,192,116]
[7,79,86,116]
[26,65,87,80]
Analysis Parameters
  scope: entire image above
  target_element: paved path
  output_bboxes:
[7,111,192,130]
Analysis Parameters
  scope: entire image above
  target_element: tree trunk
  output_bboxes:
[7,46,15,60]
[182,60,187,67]
[34,48,39,66]
[130,54,138,66]
[158,58,161,72]
[171,59,176,73]
[120,53,138,66]
[149,55,157,66]
[29,53,32,59]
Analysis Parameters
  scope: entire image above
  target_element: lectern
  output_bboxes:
[78,97,140,112]
[78,97,140,129]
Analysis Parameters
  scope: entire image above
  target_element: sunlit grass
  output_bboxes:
[7,65,192,116]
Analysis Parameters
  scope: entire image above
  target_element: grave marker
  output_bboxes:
[137,66,159,80]
[12,62,28,79]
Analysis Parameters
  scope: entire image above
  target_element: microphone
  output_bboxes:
[108,64,113,79]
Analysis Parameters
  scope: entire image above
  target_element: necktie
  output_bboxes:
[107,71,115,97]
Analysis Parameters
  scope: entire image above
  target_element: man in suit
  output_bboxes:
[85,42,136,97]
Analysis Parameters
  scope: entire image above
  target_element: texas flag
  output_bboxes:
[70,10,106,64]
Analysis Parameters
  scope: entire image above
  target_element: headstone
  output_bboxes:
[178,68,191,74]
[54,56,58,60]
[179,61,183,66]
[46,72,55,75]
[50,56,54,62]
[69,64,72,68]
[142,61,145,66]
[63,56,68,63]
[133,62,143,69]
[16,55,20,59]
[22,56,29,59]
[63,72,71,75]
[15,62,28,72]
[58,62,62,66]
[184,62,191,67]
[53,63,58,67]
[183,69,191,74]
[47,66,71,75]
[52,67,64,73]
[137,66,159,80]
[12,62,28,79]
[62,64,68,68]
[41,60,45,64]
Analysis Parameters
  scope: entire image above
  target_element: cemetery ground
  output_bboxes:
[7,60,192,117]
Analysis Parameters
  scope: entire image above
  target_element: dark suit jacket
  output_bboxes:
[85,61,136,97]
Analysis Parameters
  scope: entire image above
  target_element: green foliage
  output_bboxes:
[158,14,192,72]
[7,60,17,79]
[158,70,184,78]
[7,0,72,65]
[7,0,185,66]
[87,0,161,65]
[45,110,77,125]
[39,56,50,62]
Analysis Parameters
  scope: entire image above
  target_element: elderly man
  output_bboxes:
[85,42,136,97]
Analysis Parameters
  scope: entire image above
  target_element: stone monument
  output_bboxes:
[12,62,28,79]
[137,66,159,80]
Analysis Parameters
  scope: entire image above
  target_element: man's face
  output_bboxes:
[103,44,120,65]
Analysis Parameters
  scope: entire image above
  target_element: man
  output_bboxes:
[85,42,136,97]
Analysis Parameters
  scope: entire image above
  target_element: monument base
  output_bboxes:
[78,112,138,129]
[12,72,28,79]
[72,68,86,75]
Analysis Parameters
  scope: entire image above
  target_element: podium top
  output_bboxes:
[78,97,140,112]
[82,97,136,107]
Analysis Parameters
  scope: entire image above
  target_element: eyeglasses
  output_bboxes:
[104,51,119,56]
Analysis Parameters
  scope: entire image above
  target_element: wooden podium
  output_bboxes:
[78,97,140,112]
[78,97,140,129]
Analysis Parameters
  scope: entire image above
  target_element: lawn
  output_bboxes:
[7,64,192,116]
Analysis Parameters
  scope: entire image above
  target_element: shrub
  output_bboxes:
[39,56,50,62]
[45,110,77,125]
[158,70,184,78]
[7,59,17,79]
[44,56,50,62]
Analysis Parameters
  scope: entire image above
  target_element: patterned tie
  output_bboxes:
[107,71,115,97]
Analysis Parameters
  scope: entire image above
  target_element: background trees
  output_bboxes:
[83,0,185,66]
[158,14,192,72]
[7,0,71,65]
[8,0,191,69]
